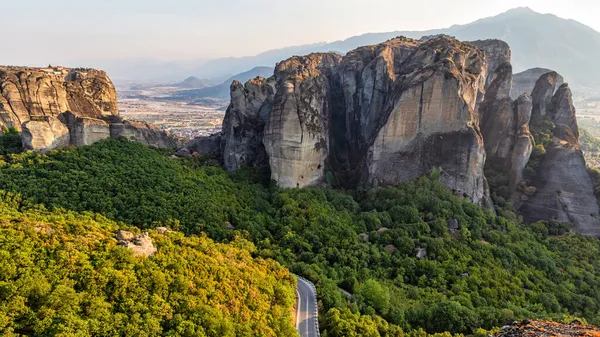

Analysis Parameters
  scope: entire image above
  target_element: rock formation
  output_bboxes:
[510,68,564,100]
[221,77,274,171]
[518,79,600,236]
[176,132,221,157]
[185,35,600,236]
[0,66,178,151]
[0,66,117,130]
[470,40,512,91]
[218,36,493,205]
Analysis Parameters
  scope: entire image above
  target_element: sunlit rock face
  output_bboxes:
[0,66,178,152]
[0,66,117,131]
[222,36,493,206]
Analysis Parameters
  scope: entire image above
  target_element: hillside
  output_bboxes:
[2,138,600,336]
[0,190,296,336]
[185,7,600,88]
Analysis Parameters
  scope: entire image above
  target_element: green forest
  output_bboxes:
[1,139,600,336]
[0,191,296,336]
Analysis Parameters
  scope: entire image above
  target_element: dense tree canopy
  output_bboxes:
[1,139,600,336]
[0,191,296,337]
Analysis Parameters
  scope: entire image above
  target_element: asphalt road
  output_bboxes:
[296,276,320,337]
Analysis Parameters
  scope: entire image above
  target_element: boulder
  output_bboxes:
[21,116,70,152]
[117,232,157,257]
[176,132,221,157]
[110,120,179,149]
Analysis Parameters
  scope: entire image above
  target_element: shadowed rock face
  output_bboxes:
[470,40,512,92]
[510,68,564,100]
[518,80,600,236]
[221,77,275,171]
[531,72,563,117]
[0,66,117,131]
[221,36,492,206]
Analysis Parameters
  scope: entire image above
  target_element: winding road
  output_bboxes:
[295,276,320,337]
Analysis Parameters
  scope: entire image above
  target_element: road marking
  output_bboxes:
[296,287,301,331]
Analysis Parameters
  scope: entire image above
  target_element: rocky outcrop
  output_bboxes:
[21,116,70,152]
[470,40,512,91]
[212,36,600,235]
[117,230,157,257]
[220,36,492,205]
[480,62,516,167]
[510,68,564,100]
[0,66,178,152]
[221,77,274,171]
[109,120,179,149]
[518,80,600,236]
[59,111,110,146]
[509,95,533,194]
[263,53,342,188]
[176,132,221,157]
[0,66,117,131]
[495,320,600,337]
[531,72,563,117]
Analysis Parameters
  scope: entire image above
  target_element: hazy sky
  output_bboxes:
[3,0,600,66]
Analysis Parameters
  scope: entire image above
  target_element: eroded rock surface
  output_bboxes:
[110,120,179,149]
[510,68,564,100]
[0,66,178,152]
[0,66,117,131]
[221,77,274,171]
[176,132,221,157]
[518,81,600,236]
[21,116,70,152]
[220,36,492,205]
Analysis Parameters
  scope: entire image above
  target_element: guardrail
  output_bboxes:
[295,275,321,337]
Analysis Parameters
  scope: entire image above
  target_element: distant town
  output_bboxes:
[116,84,228,139]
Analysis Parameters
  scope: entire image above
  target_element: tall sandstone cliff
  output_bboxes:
[220,36,493,206]
[0,66,177,151]
[210,35,600,236]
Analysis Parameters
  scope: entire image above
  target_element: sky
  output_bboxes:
[2,0,600,66]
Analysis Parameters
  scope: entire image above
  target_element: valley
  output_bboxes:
[117,84,227,139]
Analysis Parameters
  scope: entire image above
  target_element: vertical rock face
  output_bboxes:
[509,95,533,194]
[221,36,492,205]
[469,40,511,91]
[263,53,342,187]
[531,72,563,117]
[363,38,489,205]
[0,66,117,131]
[510,68,564,100]
[518,81,600,236]
[480,63,516,167]
[221,77,274,171]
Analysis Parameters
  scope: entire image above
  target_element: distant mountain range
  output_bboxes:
[105,7,600,88]
[172,66,274,100]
